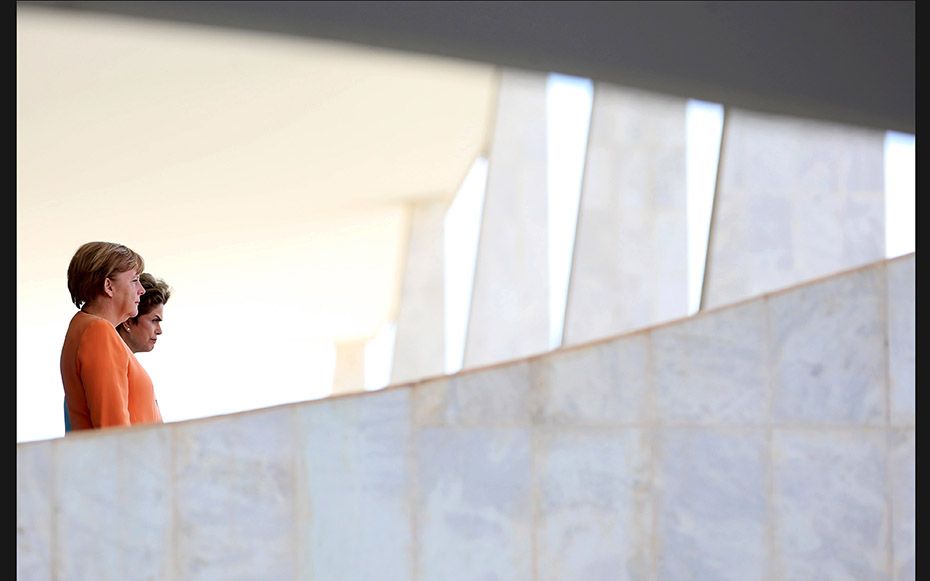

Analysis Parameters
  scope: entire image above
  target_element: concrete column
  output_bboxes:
[702,109,885,309]
[463,68,549,368]
[332,338,368,395]
[391,199,447,384]
[562,84,689,346]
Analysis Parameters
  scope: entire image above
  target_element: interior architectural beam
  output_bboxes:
[21,1,914,134]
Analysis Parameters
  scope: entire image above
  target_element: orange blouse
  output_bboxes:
[60,311,162,430]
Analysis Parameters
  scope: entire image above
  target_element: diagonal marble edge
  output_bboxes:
[885,252,917,266]
[454,252,909,378]
[16,252,912,450]
[403,252,908,390]
[768,262,887,427]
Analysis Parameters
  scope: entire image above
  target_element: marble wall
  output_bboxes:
[17,254,913,580]
[464,68,549,368]
[392,199,448,384]
[703,109,885,309]
[563,85,688,346]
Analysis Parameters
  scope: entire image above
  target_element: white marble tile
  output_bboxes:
[54,432,122,580]
[842,131,886,192]
[536,428,652,581]
[887,256,915,425]
[412,377,450,427]
[843,189,886,260]
[416,427,533,581]
[17,440,53,581]
[703,110,885,309]
[890,429,915,581]
[414,362,532,427]
[532,335,650,426]
[653,301,769,424]
[657,428,768,580]
[115,428,174,580]
[772,429,888,579]
[769,266,886,425]
[174,407,297,580]
[295,389,412,580]
[54,426,173,581]
[563,84,688,345]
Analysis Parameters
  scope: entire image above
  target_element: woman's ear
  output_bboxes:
[103,277,115,298]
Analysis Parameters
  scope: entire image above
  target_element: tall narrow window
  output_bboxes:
[686,99,725,315]
[884,131,915,258]
[546,73,593,348]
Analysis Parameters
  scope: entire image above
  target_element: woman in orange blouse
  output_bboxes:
[60,241,163,430]
[63,272,172,432]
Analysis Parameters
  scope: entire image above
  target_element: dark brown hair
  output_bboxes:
[127,273,172,322]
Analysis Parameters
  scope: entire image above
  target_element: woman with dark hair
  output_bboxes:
[60,241,163,431]
[117,273,172,354]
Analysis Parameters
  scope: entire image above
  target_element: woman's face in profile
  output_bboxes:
[109,270,145,320]
[123,304,164,353]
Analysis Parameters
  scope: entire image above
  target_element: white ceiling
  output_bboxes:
[17,4,498,342]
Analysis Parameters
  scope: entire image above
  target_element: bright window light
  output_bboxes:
[443,156,489,373]
[546,73,593,349]
[884,131,915,258]
[685,99,725,315]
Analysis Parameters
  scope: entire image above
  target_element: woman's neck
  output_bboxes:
[81,301,122,327]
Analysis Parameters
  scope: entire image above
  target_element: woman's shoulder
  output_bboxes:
[73,312,119,339]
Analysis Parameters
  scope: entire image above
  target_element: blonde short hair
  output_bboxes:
[67,241,145,309]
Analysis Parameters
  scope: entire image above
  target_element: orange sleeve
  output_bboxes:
[78,320,132,428]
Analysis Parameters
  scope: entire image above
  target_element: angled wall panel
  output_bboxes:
[703,110,885,309]
[563,85,688,346]
[464,69,549,367]
[391,200,447,384]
